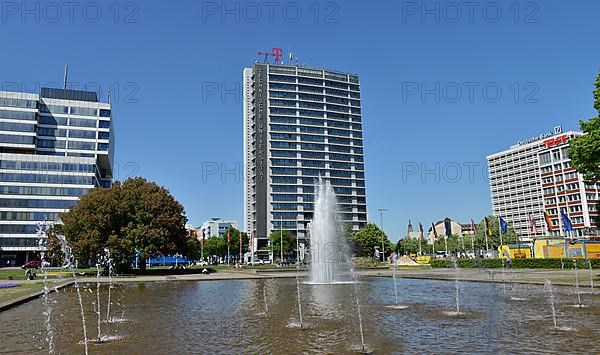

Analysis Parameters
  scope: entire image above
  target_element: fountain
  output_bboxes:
[58,234,89,355]
[442,256,462,316]
[37,222,55,354]
[295,270,304,328]
[544,279,558,330]
[307,179,350,284]
[588,259,594,295]
[573,259,584,308]
[387,258,408,310]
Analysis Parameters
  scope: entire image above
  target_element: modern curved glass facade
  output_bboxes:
[0,88,113,266]
[244,63,368,256]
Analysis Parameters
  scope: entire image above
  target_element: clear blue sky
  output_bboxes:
[2,0,598,241]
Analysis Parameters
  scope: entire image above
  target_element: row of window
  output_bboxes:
[36,140,108,151]
[0,97,36,109]
[0,198,77,209]
[270,98,361,108]
[40,104,110,117]
[0,160,94,173]
[0,109,36,121]
[0,237,38,247]
[0,134,34,145]
[0,211,59,221]
[0,121,35,133]
[0,185,88,197]
[270,107,361,117]
[0,224,41,234]
[39,115,111,128]
[0,172,94,185]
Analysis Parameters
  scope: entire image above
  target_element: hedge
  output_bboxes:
[430,258,600,269]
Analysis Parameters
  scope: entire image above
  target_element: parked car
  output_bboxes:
[21,260,42,269]
[249,259,264,266]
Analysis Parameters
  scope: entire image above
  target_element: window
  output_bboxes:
[0,121,34,132]
[39,115,68,125]
[0,109,36,121]
[0,134,34,144]
[99,109,111,117]
[70,107,97,116]
[0,97,36,108]
[69,129,97,139]
[68,141,96,150]
[40,104,68,114]
[69,118,97,128]
[99,120,110,128]
[98,131,110,140]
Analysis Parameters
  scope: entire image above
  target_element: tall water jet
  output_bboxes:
[37,222,55,354]
[58,234,89,355]
[295,269,304,328]
[95,258,103,341]
[308,179,349,284]
[104,248,114,323]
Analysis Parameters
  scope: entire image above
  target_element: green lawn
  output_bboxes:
[0,282,44,304]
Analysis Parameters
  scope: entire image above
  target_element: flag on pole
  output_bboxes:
[419,222,424,235]
[484,217,493,236]
[227,229,231,244]
[544,211,554,232]
[529,213,538,233]
[470,219,477,234]
[202,229,205,241]
[432,222,438,239]
[444,218,452,237]
[499,217,508,234]
[560,211,574,232]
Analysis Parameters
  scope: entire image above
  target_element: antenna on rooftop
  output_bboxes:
[63,64,68,90]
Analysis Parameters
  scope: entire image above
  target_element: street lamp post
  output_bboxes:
[378,208,388,263]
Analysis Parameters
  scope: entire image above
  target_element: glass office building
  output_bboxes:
[243,63,368,258]
[0,88,113,266]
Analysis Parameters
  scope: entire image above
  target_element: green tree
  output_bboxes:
[570,72,600,224]
[351,223,393,259]
[473,216,519,250]
[269,230,296,261]
[58,177,189,272]
[396,237,426,255]
[225,227,249,260]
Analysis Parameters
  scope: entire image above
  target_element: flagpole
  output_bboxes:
[497,216,503,258]
[484,219,490,254]
[201,230,204,263]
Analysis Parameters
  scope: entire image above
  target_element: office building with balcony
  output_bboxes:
[0,88,114,266]
[487,127,598,242]
[243,63,368,257]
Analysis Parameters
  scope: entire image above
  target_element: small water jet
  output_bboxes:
[386,259,409,310]
[573,259,584,308]
[588,259,594,295]
[351,271,369,353]
[544,279,558,330]
[443,256,462,316]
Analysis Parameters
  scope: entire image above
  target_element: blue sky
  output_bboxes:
[2,0,598,241]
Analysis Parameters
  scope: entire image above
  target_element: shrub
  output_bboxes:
[430,258,600,269]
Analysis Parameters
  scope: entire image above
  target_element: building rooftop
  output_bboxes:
[40,87,98,102]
